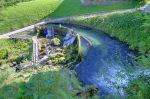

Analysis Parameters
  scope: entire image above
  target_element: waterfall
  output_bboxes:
[46,26,54,38]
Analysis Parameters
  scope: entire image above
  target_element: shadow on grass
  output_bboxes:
[0,70,81,98]
[44,0,140,19]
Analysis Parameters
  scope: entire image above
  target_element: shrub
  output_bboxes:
[143,15,150,34]
[126,76,150,99]
[0,69,93,99]
[134,0,147,4]
[51,38,60,46]
[0,49,8,59]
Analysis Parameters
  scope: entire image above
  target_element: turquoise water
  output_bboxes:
[61,24,150,97]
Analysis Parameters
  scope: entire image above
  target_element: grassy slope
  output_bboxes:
[0,0,63,34]
[67,11,150,53]
[0,67,85,99]
[0,0,139,34]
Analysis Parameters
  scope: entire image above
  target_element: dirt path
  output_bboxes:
[0,8,138,39]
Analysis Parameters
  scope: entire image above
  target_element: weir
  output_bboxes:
[32,37,39,67]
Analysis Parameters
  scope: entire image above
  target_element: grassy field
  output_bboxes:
[0,0,140,34]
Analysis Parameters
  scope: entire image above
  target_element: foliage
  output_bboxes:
[51,37,61,46]
[0,67,99,99]
[126,76,150,99]
[0,0,140,34]
[50,53,65,64]
[0,0,32,8]
[64,45,81,64]
[0,39,32,65]
[134,0,147,4]
[135,54,150,68]
[143,14,150,34]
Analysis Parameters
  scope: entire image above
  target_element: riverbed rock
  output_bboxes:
[76,85,98,97]
[63,33,76,48]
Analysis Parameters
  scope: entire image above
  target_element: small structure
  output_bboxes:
[80,0,129,5]
[32,37,39,67]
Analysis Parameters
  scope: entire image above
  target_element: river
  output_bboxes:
[58,24,149,98]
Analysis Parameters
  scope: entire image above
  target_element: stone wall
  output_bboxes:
[80,0,131,5]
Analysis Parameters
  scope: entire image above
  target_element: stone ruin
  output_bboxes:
[36,25,78,66]
[63,29,77,48]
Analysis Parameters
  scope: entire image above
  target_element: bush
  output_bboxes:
[0,69,90,99]
[126,76,150,99]
[135,0,147,4]
[51,38,60,46]
[143,15,150,34]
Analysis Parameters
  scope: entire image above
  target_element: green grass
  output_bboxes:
[0,0,140,34]
[0,67,98,99]
[126,75,150,99]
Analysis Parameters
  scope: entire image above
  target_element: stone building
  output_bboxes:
[80,0,130,5]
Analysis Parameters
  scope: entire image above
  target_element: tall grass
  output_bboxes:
[0,39,32,65]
